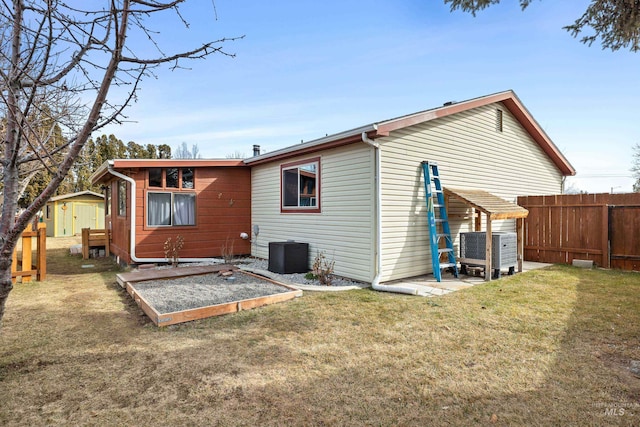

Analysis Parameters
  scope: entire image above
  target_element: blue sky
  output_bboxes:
[102,1,640,193]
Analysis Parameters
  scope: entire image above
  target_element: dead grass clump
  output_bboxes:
[1,244,639,426]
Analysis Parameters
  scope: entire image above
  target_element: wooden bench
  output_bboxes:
[82,228,110,260]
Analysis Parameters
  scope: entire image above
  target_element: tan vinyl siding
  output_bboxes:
[379,102,562,282]
[251,144,376,282]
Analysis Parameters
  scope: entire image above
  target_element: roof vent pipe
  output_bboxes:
[252,145,260,156]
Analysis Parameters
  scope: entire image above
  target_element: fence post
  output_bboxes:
[21,225,33,283]
[37,223,47,281]
[602,205,610,269]
[11,243,18,284]
[82,228,89,259]
[517,217,524,273]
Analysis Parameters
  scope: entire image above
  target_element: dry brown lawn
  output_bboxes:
[1,236,639,426]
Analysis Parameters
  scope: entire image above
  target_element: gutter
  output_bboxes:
[361,132,418,296]
[105,166,222,265]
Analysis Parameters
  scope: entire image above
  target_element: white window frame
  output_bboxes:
[146,191,196,227]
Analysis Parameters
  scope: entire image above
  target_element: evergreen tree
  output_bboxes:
[158,144,172,159]
[127,140,146,159]
[444,0,640,51]
[145,144,159,159]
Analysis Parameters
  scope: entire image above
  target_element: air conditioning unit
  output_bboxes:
[268,241,309,274]
[460,232,517,278]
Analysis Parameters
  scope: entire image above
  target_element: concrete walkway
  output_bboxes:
[245,261,553,296]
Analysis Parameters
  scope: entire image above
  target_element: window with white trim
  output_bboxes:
[281,158,320,212]
[147,192,196,226]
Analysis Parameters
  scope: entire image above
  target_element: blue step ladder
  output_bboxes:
[422,161,458,282]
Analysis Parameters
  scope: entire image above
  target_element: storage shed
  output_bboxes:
[245,90,575,286]
[43,191,105,237]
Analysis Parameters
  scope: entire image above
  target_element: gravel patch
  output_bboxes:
[239,258,365,287]
[155,257,368,289]
[132,271,290,314]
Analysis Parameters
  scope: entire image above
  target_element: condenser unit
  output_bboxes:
[460,232,517,278]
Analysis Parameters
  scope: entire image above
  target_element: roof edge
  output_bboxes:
[244,125,376,165]
[90,159,247,185]
[376,90,575,176]
[242,90,575,176]
[49,190,105,202]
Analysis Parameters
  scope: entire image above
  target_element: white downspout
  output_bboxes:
[107,167,222,264]
[361,132,418,295]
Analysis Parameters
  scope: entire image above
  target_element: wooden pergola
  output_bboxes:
[444,188,529,281]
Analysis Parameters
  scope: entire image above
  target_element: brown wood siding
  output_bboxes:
[105,179,132,264]
[518,193,640,271]
[105,166,251,263]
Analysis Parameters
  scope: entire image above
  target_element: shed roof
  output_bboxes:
[49,190,104,202]
[245,90,575,176]
[443,188,529,220]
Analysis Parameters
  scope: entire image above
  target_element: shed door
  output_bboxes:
[73,203,98,235]
[57,202,73,237]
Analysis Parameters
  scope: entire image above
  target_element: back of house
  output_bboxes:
[245,90,575,283]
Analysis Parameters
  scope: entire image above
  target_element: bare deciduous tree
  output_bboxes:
[0,0,241,323]
[444,0,640,52]
[173,141,202,159]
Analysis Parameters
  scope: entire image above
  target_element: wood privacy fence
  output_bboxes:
[12,222,47,283]
[517,193,640,271]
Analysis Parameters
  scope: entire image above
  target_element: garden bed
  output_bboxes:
[117,265,302,326]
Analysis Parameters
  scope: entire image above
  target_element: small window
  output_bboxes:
[148,167,195,189]
[149,168,162,187]
[281,158,320,213]
[45,205,52,220]
[147,192,196,226]
[166,168,179,188]
[182,168,194,189]
[496,108,503,132]
[117,180,127,217]
[105,186,111,216]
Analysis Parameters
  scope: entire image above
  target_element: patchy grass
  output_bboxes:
[1,238,639,426]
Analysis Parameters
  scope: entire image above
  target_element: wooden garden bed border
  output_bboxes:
[117,265,302,327]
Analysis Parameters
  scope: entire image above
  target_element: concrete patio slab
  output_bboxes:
[380,261,553,297]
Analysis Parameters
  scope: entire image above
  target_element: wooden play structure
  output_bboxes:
[12,222,47,283]
[81,228,110,259]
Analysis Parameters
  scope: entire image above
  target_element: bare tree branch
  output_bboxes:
[0,0,241,322]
